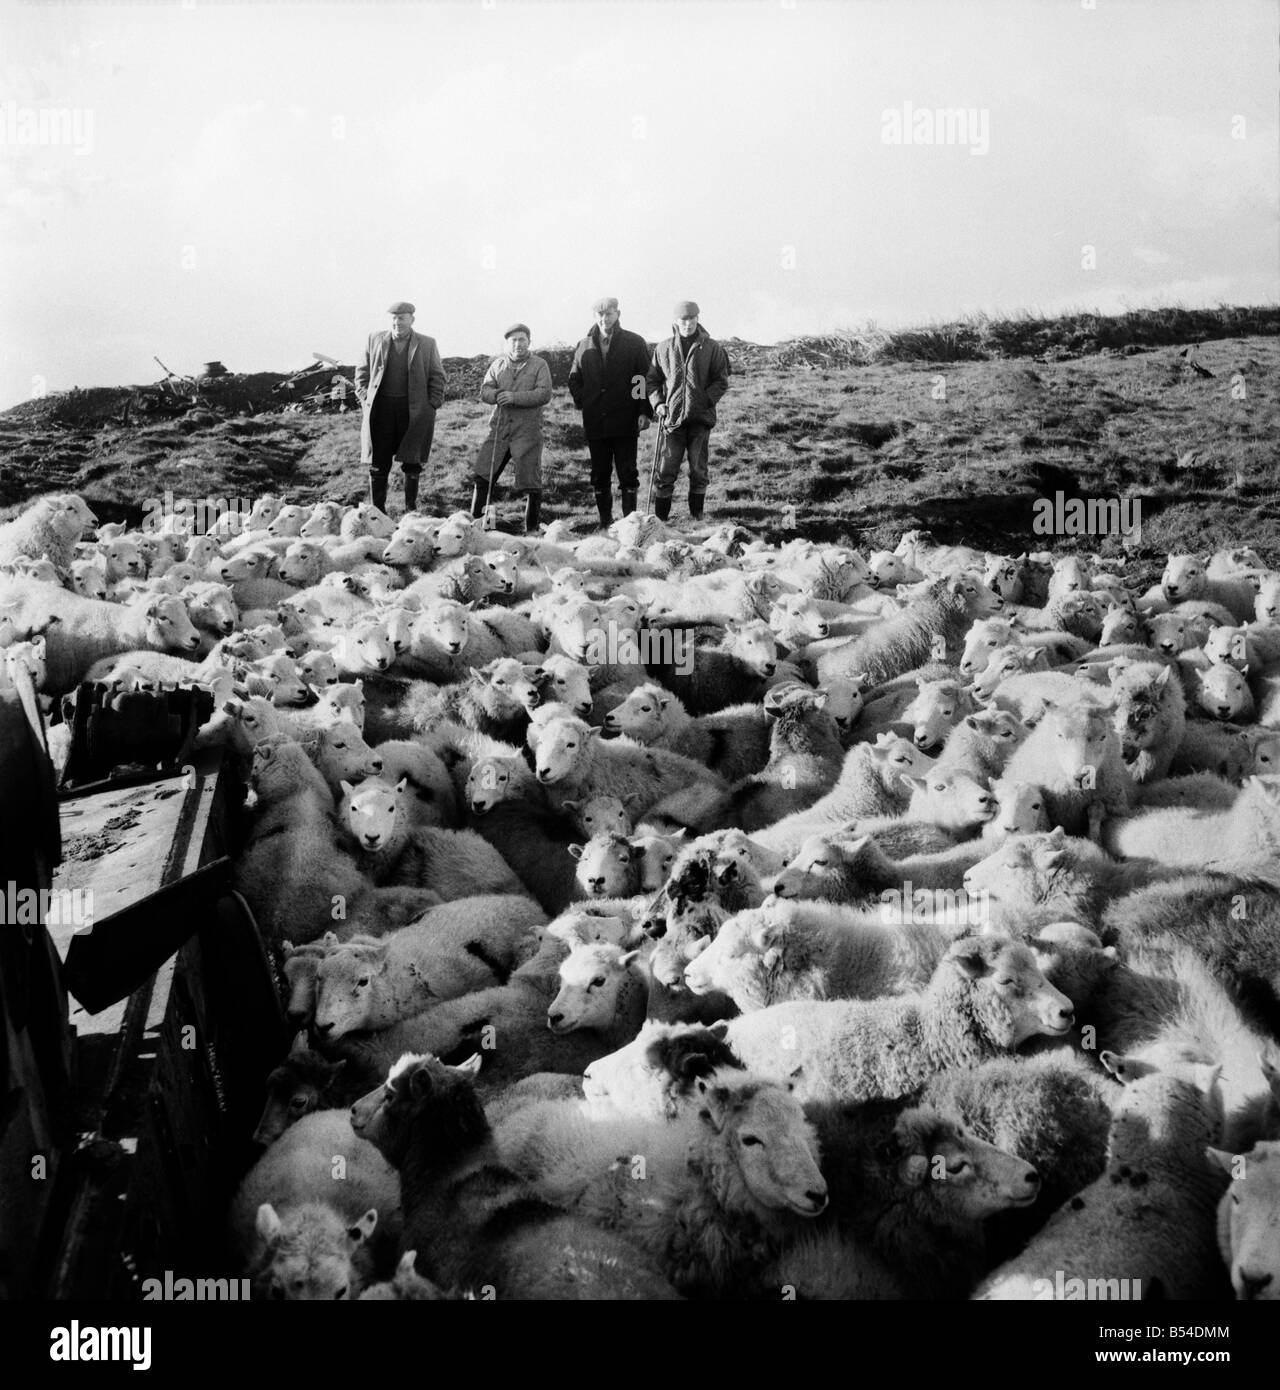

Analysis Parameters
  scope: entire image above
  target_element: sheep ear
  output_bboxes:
[761,946,783,971]
[562,798,582,812]
[256,1203,283,1242]
[696,1084,732,1133]
[340,779,355,797]
[347,1209,378,1246]
[289,1030,309,1056]
[619,950,640,967]
[948,941,993,980]
[395,777,408,794]
[899,1154,930,1188]
[1205,1146,1237,1177]
[322,931,341,948]
[450,1053,483,1077]
[567,844,585,860]
[900,774,927,794]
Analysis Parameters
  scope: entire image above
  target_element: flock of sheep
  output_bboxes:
[2,489,1279,1301]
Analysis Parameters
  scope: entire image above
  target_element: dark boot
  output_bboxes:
[654,495,673,522]
[621,489,638,516]
[368,471,388,513]
[523,490,542,535]
[403,472,420,514]
[594,489,613,529]
[689,492,706,520]
[470,479,490,519]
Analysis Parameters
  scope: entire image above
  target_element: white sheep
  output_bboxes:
[0,493,97,571]
[1101,774,1280,871]
[0,581,201,693]
[974,1060,1228,1300]
[602,681,772,782]
[1208,1140,1280,1300]
[723,935,1074,1105]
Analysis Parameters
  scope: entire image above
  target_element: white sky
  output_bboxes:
[0,0,1276,408]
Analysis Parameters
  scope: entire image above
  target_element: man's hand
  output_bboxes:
[637,415,650,433]
[496,390,515,406]
[653,403,668,421]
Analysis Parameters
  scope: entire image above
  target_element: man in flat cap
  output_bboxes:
[645,301,731,521]
[567,297,654,528]
[356,301,446,515]
[471,324,553,534]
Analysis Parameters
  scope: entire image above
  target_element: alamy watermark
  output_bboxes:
[582,622,694,677]
[878,881,991,928]
[1032,491,1142,544]
[0,102,94,155]
[880,101,989,156]
[141,1271,251,1301]
[1033,1271,1143,1300]
[141,490,254,535]
[0,883,94,934]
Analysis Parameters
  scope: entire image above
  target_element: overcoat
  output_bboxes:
[473,354,553,488]
[356,329,446,465]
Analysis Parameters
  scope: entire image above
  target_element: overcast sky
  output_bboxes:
[0,0,1275,408]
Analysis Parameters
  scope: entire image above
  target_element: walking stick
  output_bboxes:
[644,415,665,516]
[483,404,504,532]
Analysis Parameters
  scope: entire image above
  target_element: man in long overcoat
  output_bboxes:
[356,300,446,514]
[471,324,553,534]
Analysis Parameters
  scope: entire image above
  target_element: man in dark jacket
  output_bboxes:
[356,301,446,515]
[645,300,731,521]
[567,297,654,528]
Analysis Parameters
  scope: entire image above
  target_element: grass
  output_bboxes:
[1,305,1277,591]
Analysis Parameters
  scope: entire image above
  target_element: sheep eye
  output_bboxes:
[741,1135,763,1147]
[946,1159,970,1176]
[589,977,606,989]
[356,976,371,987]
[289,1095,309,1111]
[995,976,1015,988]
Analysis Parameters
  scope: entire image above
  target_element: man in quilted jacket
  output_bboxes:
[645,300,731,521]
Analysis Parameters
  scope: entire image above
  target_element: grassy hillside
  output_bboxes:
[1,306,1277,590]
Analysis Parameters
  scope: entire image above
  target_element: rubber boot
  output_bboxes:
[689,492,706,520]
[403,472,420,514]
[523,490,541,535]
[470,478,490,519]
[621,489,638,517]
[654,495,673,522]
[368,471,388,513]
[594,489,613,529]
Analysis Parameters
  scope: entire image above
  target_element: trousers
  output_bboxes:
[369,395,434,478]
[587,434,640,493]
[654,423,711,498]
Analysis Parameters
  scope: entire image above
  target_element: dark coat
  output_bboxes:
[567,325,654,440]
[472,353,553,488]
[356,329,446,465]
[646,325,731,431]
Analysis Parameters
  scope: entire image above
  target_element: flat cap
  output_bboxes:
[387,301,416,315]
[591,296,619,314]
[504,322,531,339]
[673,300,700,318]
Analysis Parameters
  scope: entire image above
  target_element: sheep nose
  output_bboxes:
[1024,1170,1041,1188]
[315,1021,334,1035]
[547,1012,563,1028]
[588,878,604,891]
[448,642,462,653]
[1240,1271,1273,1299]
[576,702,592,716]
[537,769,552,783]
[285,1009,309,1028]
[1217,706,1232,718]
[762,663,777,676]
[370,759,383,773]
[222,621,234,633]
[816,625,829,637]
[804,1188,828,1212]
[376,658,388,669]
[960,661,974,674]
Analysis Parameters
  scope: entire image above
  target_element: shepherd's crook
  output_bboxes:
[483,404,504,531]
[644,417,665,516]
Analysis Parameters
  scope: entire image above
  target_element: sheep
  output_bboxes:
[357,1250,454,1301]
[244,1202,379,1301]
[980,778,1051,843]
[775,1100,1040,1299]
[1101,774,1280,872]
[983,667,1107,721]
[773,833,990,907]
[643,617,781,716]
[339,776,526,899]
[564,793,633,838]
[728,684,844,832]
[236,650,312,707]
[749,734,936,858]
[1132,771,1240,810]
[1190,660,1256,723]
[498,1070,828,1297]
[903,768,999,835]
[1000,699,1132,841]
[981,551,1052,606]
[602,682,772,781]
[233,738,370,944]
[529,711,727,821]
[82,646,236,704]
[70,557,108,599]
[179,580,239,647]
[631,832,685,893]
[228,1108,401,1277]
[253,1032,357,1145]
[310,722,382,797]
[1145,552,1259,624]
[920,1051,1112,1257]
[810,576,1003,686]
[0,582,201,693]
[1170,718,1258,781]
[683,898,947,1010]
[723,935,1074,1106]
[973,1060,1229,1300]
[569,832,641,899]
[1208,1140,1280,1299]
[369,738,459,828]
[859,675,977,753]
[413,658,544,744]
[0,493,96,571]
[546,939,649,1046]
[580,1019,745,1119]
[348,1052,680,1299]
[311,896,545,1039]
[931,708,1030,781]
[402,596,503,680]
[969,643,1053,703]
[1014,589,1106,643]
[1107,658,1186,783]
[1255,574,1280,623]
